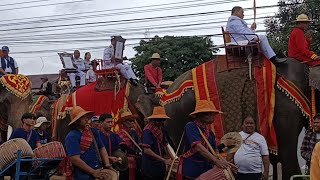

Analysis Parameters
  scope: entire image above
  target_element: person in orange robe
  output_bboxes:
[288,14,320,67]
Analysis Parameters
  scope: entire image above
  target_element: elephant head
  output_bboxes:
[0,83,32,129]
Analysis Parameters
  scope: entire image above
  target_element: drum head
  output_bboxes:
[220,132,242,153]
[111,150,128,171]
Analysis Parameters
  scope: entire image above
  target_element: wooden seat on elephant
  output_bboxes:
[222,27,263,71]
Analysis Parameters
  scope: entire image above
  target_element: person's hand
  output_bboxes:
[306,30,313,42]
[92,169,107,179]
[224,139,237,148]
[262,172,268,180]
[315,56,320,60]
[251,22,257,30]
[164,158,172,166]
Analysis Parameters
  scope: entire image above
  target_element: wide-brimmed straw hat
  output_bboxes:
[34,117,50,128]
[147,106,170,119]
[150,53,161,59]
[68,106,94,126]
[118,111,139,124]
[189,100,223,116]
[295,14,312,22]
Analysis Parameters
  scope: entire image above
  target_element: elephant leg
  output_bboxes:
[270,154,279,180]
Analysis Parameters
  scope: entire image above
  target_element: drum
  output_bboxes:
[96,169,119,180]
[111,150,128,171]
[33,141,66,159]
[33,141,66,167]
[0,138,33,171]
[195,166,235,180]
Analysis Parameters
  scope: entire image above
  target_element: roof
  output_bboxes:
[27,74,59,89]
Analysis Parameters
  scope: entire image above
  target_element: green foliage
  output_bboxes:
[265,0,320,56]
[131,36,216,82]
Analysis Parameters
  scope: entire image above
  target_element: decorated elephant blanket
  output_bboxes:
[62,81,131,132]
[0,74,31,100]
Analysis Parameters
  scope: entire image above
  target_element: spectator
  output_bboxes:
[34,117,51,145]
[0,46,18,76]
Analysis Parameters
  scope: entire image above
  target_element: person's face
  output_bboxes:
[91,121,101,129]
[242,117,256,134]
[77,115,89,128]
[102,118,113,131]
[152,59,161,67]
[123,118,135,128]
[23,118,36,126]
[2,50,8,56]
[85,53,91,60]
[152,119,166,127]
[300,22,310,30]
[74,51,80,59]
[39,123,49,131]
[111,38,116,46]
[313,119,320,132]
[198,112,215,124]
[235,8,244,19]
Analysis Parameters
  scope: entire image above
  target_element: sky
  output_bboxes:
[1,0,280,75]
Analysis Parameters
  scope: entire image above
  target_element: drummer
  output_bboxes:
[10,113,41,149]
[118,111,142,180]
[34,117,51,145]
[65,106,112,180]
[178,100,236,179]
[98,113,122,164]
[141,106,174,180]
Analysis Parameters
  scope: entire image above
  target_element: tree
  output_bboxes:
[131,35,216,82]
[265,0,320,57]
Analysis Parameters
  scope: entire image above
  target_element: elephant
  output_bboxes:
[135,57,310,180]
[0,75,32,142]
[53,79,147,145]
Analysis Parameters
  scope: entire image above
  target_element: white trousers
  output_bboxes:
[68,71,86,87]
[101,62,137,80]
[258,35,276,59]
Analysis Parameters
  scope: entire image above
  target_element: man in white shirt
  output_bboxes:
[226,6,286,64]
[230,116,269,180]
[0,46,19,76]
[103,35,138,86]
[68,50,86,89]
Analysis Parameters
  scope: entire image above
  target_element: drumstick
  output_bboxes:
[165,131,185,180]
[253,0,256,23]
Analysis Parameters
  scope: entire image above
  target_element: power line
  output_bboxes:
[0,3,282,33]
[0,0,93,11]
[0,0,246,27]
[0,12,273,41]
[2,0,50,7]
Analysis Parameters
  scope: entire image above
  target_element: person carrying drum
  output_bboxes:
[10,113,41,149]
[141,106,175,180]
[177,100,236,179]
[65,106,114,180]
[34,117,51,145]
[118,111,142,180]
[98,113,123,165]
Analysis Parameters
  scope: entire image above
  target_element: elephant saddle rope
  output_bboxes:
[0,74,31,100]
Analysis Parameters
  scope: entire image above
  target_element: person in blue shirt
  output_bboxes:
[179,100,236,179]
[90,115,101,130]
[10,112,41,149]
[65,106,113,180]
[141,106,175,180]
[98,113,122,165]
[34,117,51,145]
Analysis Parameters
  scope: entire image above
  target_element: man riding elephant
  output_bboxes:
[288,14,320,66]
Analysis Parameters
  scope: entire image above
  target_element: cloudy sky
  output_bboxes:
[1,0,280,75]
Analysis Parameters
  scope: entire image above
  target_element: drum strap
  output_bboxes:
[122,130,142,152]
[197,127,235,180]
[88,129,103,166]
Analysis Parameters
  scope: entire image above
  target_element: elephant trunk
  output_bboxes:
[7,96,32,128]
